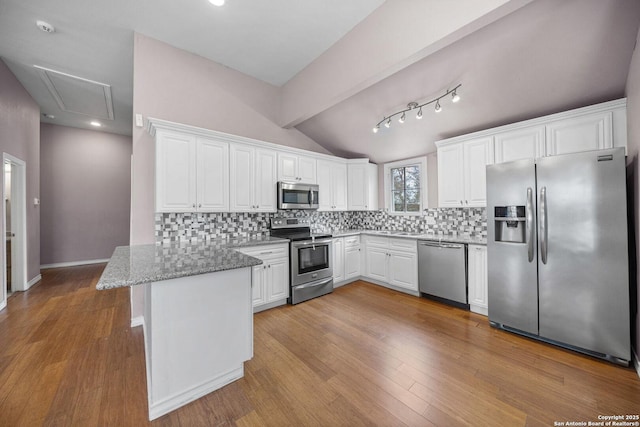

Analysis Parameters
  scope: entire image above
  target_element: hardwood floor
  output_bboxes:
[1,265,639,426]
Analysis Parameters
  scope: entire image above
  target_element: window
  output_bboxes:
[384,157,428,215]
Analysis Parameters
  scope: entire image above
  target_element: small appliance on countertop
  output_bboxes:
[269,216,333,304]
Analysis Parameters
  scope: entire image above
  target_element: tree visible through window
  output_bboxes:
[391,165,420,212]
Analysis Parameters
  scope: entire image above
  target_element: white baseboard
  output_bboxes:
[131,315,144,328]
[40,258,110,269]
[253,299,287,313]
[26,274,42,290]
[633,349,640,379]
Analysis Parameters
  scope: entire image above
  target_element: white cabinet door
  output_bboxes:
[347,163,377,211]
[298,155,317,183]
[344,245,361,280]
[230,144,255,211]
[333,163,348,210]
[267,258,289,302]
[254,149,277,212]
[468,245,488,316]
[252,265,266,307]
[494,126,545,163]
[388,251,418,291]
[546,111,613,156]
[437,144,464,208]
[196,137,229,212]
[277,153,298,182]
[317,160,334,211]
[156,130,196,212]
[365,247,388,282]
[333,238,344,283]
[463,137,493,207]
[318,160,348,211]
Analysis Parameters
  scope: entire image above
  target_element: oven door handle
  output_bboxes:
[292,238,333,247]
[293,277,333,290]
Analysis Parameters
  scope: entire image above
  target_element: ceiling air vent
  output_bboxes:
[34,65,114,120]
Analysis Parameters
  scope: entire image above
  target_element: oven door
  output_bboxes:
[290,239,333,286]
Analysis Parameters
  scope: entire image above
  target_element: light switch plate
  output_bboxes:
[135,114,144,128]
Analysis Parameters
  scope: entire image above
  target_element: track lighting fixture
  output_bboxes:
[372,84,461,132]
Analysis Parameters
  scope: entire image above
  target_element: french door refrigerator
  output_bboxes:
[486,147,630,365]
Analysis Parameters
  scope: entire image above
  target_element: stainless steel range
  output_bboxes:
[270,217,333,304]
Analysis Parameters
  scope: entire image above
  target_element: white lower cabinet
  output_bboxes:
[343,236,361,281]
[468,244,488,316]
[333,235,361,286]
[235,244,289,312]
[332,237,345,283]
[363,235,418,293]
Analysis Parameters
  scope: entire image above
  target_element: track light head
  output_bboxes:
[385,117,391,128]
[452,90,460,103]
[435,100,442,113]
[398,112,406,123]
[373,125,379,133]
[416,107,423,120]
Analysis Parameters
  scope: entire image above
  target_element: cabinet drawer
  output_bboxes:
[363,235,387,248]
[388,238,417,252]
[344,236,360,248]
[236,244,288,260]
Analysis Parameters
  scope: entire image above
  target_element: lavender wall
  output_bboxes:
[624,26,640,366]
[40,124,131,265]
[0,60,40,283]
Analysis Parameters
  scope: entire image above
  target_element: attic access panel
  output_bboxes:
[35,65,114,120]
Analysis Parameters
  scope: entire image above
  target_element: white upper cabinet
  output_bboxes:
[278,153,317,183]
[197,137,230,211]
[317,160,347,211]
[545,111,613,156]
[347,162,378,211]
[230,144,277,212]
[438,137,493,207]
[494,126,545,163]
[437,144,464,208]
[155,130,229,212]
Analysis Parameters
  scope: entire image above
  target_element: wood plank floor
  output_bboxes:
[1,264,639,426]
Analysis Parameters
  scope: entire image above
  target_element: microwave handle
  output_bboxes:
[308,188,312,206]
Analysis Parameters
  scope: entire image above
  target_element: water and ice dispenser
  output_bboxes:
[494,206,526,243]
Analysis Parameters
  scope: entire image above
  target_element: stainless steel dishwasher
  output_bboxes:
[418,240,468,307]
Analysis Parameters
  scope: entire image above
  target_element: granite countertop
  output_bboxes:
[331,229,487,245]
[97,235,289,290]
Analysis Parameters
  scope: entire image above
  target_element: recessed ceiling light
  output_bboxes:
[208,0,225,6]
[90,121,102,127]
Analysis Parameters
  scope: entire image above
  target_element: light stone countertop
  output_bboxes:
[97,235,289,290]
[330,229,487,245]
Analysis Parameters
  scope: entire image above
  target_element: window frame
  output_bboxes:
[383,156,428,216]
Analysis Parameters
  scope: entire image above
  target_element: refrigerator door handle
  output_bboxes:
[526,187,534,262]
[540,186,548,264]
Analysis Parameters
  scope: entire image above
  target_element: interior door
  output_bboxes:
[536,148,630,360]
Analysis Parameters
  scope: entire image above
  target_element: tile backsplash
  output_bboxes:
[156,208,486,244]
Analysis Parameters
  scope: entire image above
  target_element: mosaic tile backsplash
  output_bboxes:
[156,208,487,244]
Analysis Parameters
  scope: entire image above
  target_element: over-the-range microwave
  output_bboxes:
[277,181,319,210]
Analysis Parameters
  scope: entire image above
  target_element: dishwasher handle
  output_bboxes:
[418,241,463,249]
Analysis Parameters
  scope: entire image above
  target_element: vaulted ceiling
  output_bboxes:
[1,0,639,165]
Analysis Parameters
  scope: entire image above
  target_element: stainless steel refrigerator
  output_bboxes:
[487,147,630,365]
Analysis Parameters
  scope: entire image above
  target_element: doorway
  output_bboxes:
[1,154,26,312]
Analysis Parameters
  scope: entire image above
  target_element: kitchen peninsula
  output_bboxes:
[96,237,280,420]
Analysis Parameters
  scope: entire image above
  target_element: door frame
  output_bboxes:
[1,153,27,311]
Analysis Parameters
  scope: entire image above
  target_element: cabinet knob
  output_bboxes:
[465,200,468,205]
[198,203,202,208]
[192,204,196,208]
[460,201,463,205]
[268,265,271,268]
